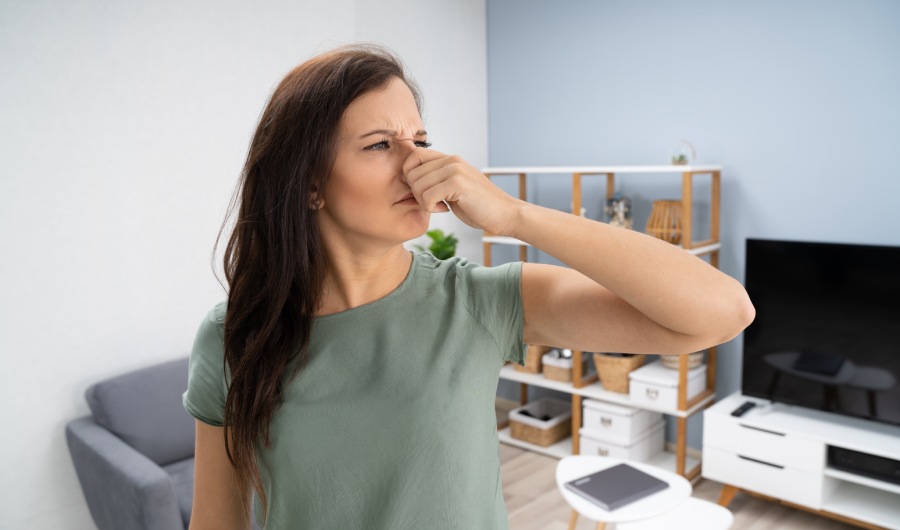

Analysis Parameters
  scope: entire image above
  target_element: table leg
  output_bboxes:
[568,509,579,530]
[718,484,739,506]
[596,522,606,530]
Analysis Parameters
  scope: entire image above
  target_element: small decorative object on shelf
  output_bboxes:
[604,192,633,229]
[645,200,682,245]
[669,139,696,166]
[413,229,457,260]
[593,352,647,393]
[659,351,705,370]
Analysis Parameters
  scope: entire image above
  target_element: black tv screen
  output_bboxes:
[742,238,900,427]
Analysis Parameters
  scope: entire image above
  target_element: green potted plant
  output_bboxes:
[413,229,458,260]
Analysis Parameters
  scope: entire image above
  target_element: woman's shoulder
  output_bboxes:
[206,299,227,326]
[415,251,473,271]
[417,252,520,293]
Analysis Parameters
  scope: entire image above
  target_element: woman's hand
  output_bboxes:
[402,147,521,235]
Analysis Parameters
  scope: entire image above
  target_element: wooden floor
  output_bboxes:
[498,442,859,530]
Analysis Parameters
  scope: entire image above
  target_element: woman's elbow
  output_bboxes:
[720,287,756,344]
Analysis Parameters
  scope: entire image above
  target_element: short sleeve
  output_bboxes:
[182,301,229,427]
[455,258,528,367]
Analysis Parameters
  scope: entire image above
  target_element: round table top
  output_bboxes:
[555,456,692,523]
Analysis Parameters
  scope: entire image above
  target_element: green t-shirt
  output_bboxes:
[183,250,527,529]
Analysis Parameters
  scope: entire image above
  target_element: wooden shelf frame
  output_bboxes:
[483,165,722,480]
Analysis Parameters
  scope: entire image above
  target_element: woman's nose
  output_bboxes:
[395,137,419,150]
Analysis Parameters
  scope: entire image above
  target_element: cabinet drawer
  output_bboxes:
[704,414,825,473]
[703,446,823,509]
[579,422,664,462]
[582,400,662,441]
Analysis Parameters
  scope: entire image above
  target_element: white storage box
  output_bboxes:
[629,360,707,410]
[582,399,663,441]
[579,420,665,462]
[508,397,572,447]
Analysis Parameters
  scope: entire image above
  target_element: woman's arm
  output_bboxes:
[190,421,252,530]
[399,148,754,352]
[510,201,755,353]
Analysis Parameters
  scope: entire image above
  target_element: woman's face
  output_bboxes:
[317,76,432,249]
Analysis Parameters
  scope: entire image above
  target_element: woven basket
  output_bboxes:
[645,200,682,245]
[593,353,647,393]
[515,344,551,374]
[543,364,572,382]
[542,351,589,383]
[660,351,704,370]
[509,398,572,447]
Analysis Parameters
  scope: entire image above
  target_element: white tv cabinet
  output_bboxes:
[703,391,900,529]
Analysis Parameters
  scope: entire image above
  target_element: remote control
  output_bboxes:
[731,401,757,417]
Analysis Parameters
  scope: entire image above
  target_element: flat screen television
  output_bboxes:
[741,238,900,428]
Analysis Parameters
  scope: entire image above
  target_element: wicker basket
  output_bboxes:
[660,351,704,370]
[542,351,589,383]
[515,344,552,374]
[645,200,682,245]
[509,397,572,447]
[593,353,647,393]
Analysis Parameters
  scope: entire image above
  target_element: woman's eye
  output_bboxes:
[364,139,432,151]
[365,140,390,151]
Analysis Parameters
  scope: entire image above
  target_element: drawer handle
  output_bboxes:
[597,447,609,456]
[737,454,784,469]
[739,424,785,437]
[646,388,659,399]
[600,417,612,427]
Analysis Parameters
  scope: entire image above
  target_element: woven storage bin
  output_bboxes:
[645,200,682,245]
[593,353,647,393]
[659,351,704,370]
[515,344,551,374]
[508,397,572,447]
[542,351,589,382]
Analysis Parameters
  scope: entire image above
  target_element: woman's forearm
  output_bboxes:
[506,201,755,342]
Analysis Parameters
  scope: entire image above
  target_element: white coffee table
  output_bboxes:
[556,455,692,530]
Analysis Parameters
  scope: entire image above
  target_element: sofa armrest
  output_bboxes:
[65,416,185,530]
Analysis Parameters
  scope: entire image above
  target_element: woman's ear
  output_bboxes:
[309,190,324,210]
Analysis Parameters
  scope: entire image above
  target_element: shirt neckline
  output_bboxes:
[313,250,420,322]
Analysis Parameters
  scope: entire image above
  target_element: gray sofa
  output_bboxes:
[65,356,261,530]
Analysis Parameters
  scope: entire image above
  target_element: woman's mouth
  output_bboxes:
[395,193,418,205]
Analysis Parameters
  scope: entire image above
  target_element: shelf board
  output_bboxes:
[482,165,722,175]
[499,365,713,418]
[484,236,720,257]
[822,479,900,529]
[498,426,701,474]
[824,467,900,496]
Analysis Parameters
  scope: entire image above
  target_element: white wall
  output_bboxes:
[0,1,487,528]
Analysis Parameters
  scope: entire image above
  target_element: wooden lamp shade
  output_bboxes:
[646,200,682,245]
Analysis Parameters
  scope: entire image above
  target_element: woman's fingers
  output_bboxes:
[403,148,453,209]
[416,165,459,212]
[402,147,448,185]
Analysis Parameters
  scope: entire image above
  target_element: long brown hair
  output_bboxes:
[210,43,424,526]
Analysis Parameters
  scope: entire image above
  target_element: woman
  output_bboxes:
[184,43,755,530]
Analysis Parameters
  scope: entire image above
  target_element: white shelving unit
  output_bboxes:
[499,365,715,418]
[484,165,723,480]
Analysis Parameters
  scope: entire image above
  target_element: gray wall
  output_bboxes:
[488,0,900,448]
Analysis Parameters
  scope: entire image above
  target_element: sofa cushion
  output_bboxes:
[85,356,195,466]
[163,457,194,528]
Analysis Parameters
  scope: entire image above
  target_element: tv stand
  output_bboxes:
[703,392,900,529]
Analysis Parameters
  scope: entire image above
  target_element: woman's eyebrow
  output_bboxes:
[357,129,427,140]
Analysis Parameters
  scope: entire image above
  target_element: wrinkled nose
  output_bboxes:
[395,137,419,148]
